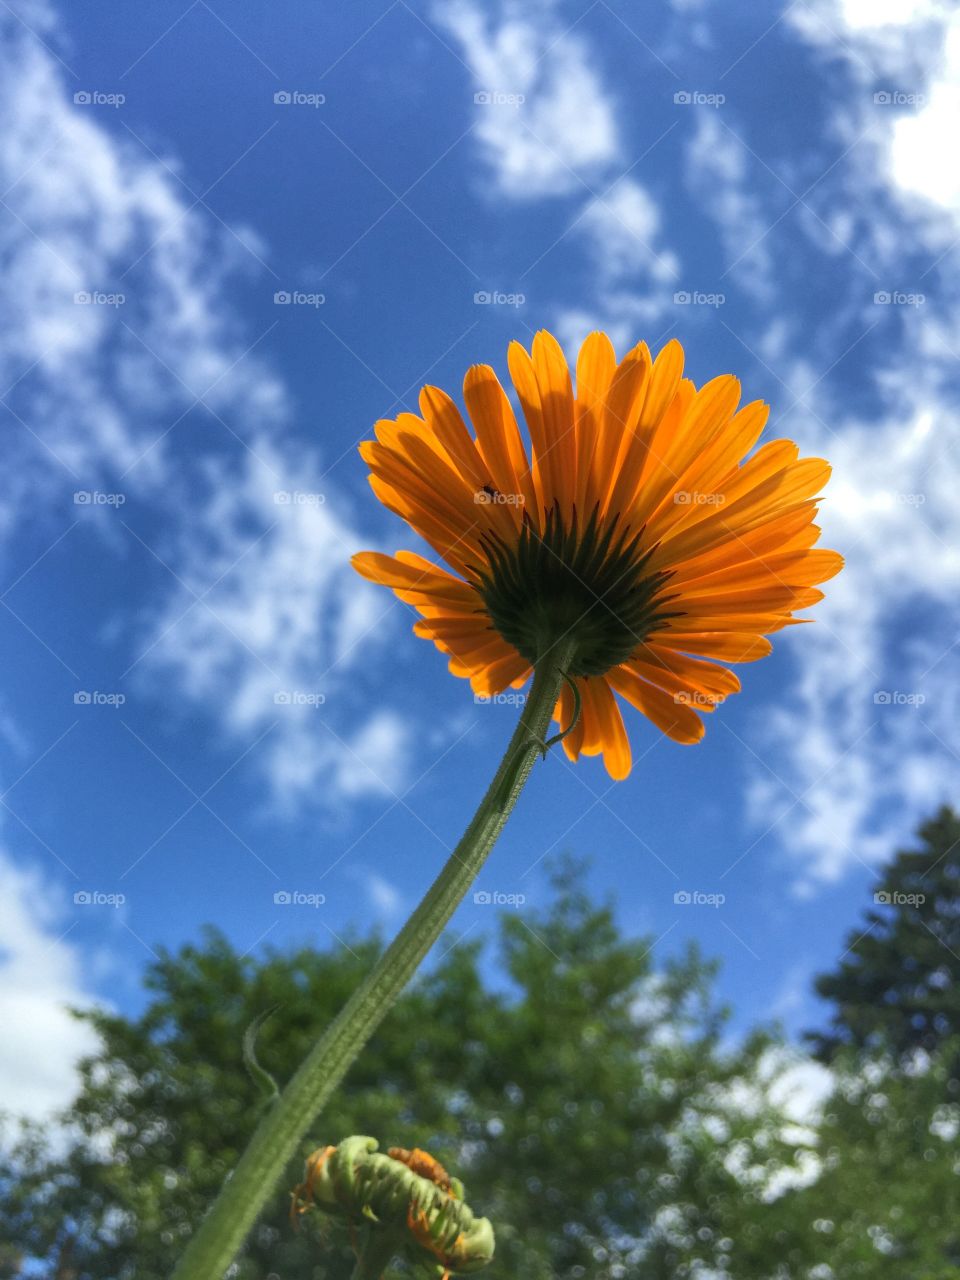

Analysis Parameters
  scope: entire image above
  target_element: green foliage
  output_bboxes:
[8,809,960,1280]
[809,806,960,1062]
[0,860,794,1280]
[765,1040,960,1278]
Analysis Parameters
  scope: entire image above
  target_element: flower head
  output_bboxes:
[292,1136,494,1276]
[353,331,842,779]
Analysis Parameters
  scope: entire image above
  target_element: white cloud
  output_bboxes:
[750,390,960,891]
[793,0,960,218]
[0,8,411,811]
[549,179,680,348]
[824,0,942,31]
[577,177,680,284]
[0,18,284,524]
[436,0,620,198]
[350,868,405,922]
[684,112,774,302]
[135,442,409,808]
[890,21,960,210]
[0,849,100,1122]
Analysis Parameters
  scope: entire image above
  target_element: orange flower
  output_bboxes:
[353,331,842,780]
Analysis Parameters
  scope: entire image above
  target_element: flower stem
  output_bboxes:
[170,637,578,1280]
[350,1230,401,1280]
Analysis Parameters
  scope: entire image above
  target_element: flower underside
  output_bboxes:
[474,504,673,677]
[352,329,843,779]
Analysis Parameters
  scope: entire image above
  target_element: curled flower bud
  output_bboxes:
[292,1136,495,1277]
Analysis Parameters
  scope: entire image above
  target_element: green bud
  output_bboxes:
[292,1136,495,1276]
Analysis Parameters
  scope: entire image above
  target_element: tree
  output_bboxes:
[768,1039,960,1279]
[0,861,799,1280]
[765,807,960,1278]
[809,806,960,1062]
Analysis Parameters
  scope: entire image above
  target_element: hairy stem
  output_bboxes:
[350,1229,401,1280]
[171,638,577,1279]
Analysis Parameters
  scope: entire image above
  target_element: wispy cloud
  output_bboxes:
[0,845,100,1121]
[0,7,410,813]
[752,383,960,891]
[132,441,409,809]
[0,20,283,521]
[436,0,621,199]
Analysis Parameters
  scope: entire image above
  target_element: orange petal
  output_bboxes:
[531,330,577,509]
[574,331,617,515]
[463,364,538,518]
[649,630,774,662]
[607,666,706,744]
[592,678,633,779]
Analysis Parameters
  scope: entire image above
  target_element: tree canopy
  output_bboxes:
[1,861,798,1279]
[5,814,960,1280]
[809,806,960,1062]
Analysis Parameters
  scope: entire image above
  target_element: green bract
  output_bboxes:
[474,504,673,677]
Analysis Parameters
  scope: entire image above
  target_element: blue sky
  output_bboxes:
[2,0,959,1119]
